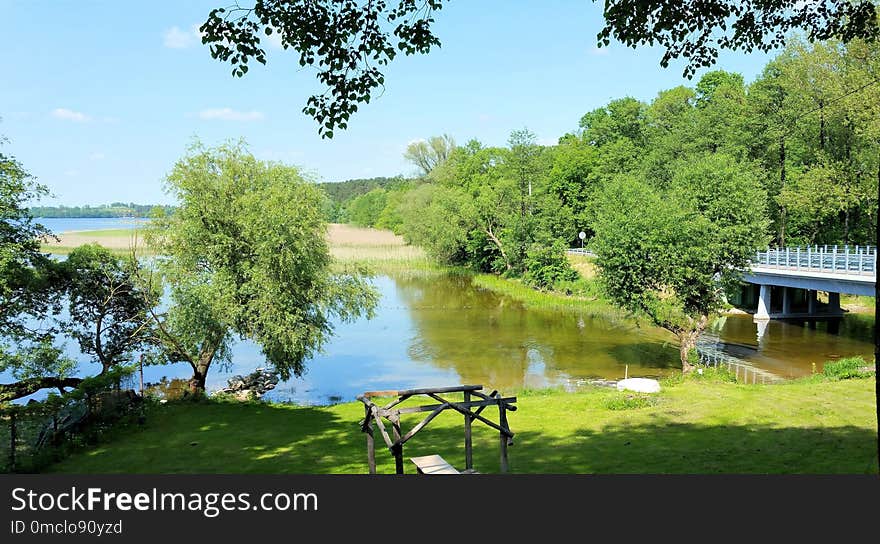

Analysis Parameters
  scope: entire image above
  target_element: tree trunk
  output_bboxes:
[188,369,207,396]
[678,333,696,373]
[875,143,880,474]
[484,227,511,271]
[0,377,84,403]
[676,315,709,373]
[187,342,217,396]
[778,133,787,246]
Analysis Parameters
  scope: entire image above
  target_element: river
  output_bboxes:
[6,220,875,405]
[8,273,873,406]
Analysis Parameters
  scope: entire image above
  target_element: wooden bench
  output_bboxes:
[410,454,461,475]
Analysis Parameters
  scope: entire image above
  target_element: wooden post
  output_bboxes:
[364,404,376,474]
[9,411,16,472]
[139,353,145,396]
[499,404,509,473]
[464,391,473,471]
[391,416,404,475]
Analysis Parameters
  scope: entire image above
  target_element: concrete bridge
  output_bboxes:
[743,245,875,320]
[567,244,875,321]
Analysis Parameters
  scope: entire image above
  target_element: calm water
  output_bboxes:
[35,217,148,233]
[4,268,874,405]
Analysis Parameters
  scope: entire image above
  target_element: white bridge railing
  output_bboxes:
[752,245,876,276]
[566,248,596,257]
[571,245,876,276]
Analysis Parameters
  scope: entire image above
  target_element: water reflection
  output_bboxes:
[3,272,873,404]
[709,313,874,378]
[394,274,680,391]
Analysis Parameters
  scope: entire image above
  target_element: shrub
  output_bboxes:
[822,357,873,380]
[523,241,579,289]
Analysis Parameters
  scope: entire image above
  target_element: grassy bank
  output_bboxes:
[46,375,878,473]
[470,254,644,329]
[840,294,874,314]
[327,224,434,273]
[42,228,148,256]
[42,223,433,273]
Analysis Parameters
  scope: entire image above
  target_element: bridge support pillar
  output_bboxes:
[807,290,817,315]
[755,284,771,320]
[781,287,792,316]
[828,292,842,315]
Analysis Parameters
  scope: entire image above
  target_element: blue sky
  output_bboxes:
[1,1,773,205]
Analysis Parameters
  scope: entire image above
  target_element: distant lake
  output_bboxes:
[36,217,149,234]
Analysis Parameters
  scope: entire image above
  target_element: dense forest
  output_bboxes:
[30,203,175,218]
[332,37,880,272]
[317,176,407,223]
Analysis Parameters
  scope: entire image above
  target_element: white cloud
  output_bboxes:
[89,152,105,161]
[477,113,492,122]
[163,25,202,49]
[588,45,610,56]
[52,108,91,122]
[64,169,79,177]
[198,108,265,122]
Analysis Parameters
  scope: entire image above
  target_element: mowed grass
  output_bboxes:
[46,377,878,474]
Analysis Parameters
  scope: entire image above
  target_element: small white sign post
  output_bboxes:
[578,231,586,248]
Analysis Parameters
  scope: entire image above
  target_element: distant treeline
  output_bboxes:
[318,176,412,222]
[30,203,175,218]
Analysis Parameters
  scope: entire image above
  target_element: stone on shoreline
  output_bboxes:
[616,378,661,393]
[212,368,280,401]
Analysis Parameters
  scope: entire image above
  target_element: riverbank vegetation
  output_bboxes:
[45,372,877,474]
[324,37,880,371]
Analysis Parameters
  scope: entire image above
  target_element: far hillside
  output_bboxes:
[30,203,175,218]
[318,176,419,224]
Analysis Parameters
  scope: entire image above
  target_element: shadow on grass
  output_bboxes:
[45,399,879,474]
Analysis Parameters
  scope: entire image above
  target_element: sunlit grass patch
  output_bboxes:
[46,376,878,474]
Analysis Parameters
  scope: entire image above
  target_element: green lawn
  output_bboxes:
[46,375,878,474]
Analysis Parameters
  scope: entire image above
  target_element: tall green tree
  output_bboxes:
[1,137,59,340]
[593,154,768,370]
[63,244,156,374]
[146,141,378,394]
[347,188,388,227]
[404,135,456,176]
[1,135,77,401]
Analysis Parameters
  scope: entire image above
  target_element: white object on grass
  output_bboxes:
[616,378,661,393]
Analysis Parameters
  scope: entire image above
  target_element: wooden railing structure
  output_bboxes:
[753,245,876,275]
[357,385,517,474]
[694,339,783,384]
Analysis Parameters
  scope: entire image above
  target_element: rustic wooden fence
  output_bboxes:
[357,384,517,474]
[1,367,141,473]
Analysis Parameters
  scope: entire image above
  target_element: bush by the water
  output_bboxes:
[823,357,873,380]
[523,242,579,289]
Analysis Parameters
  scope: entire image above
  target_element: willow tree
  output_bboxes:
[592,154,768,371]
[146,141,378,394]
